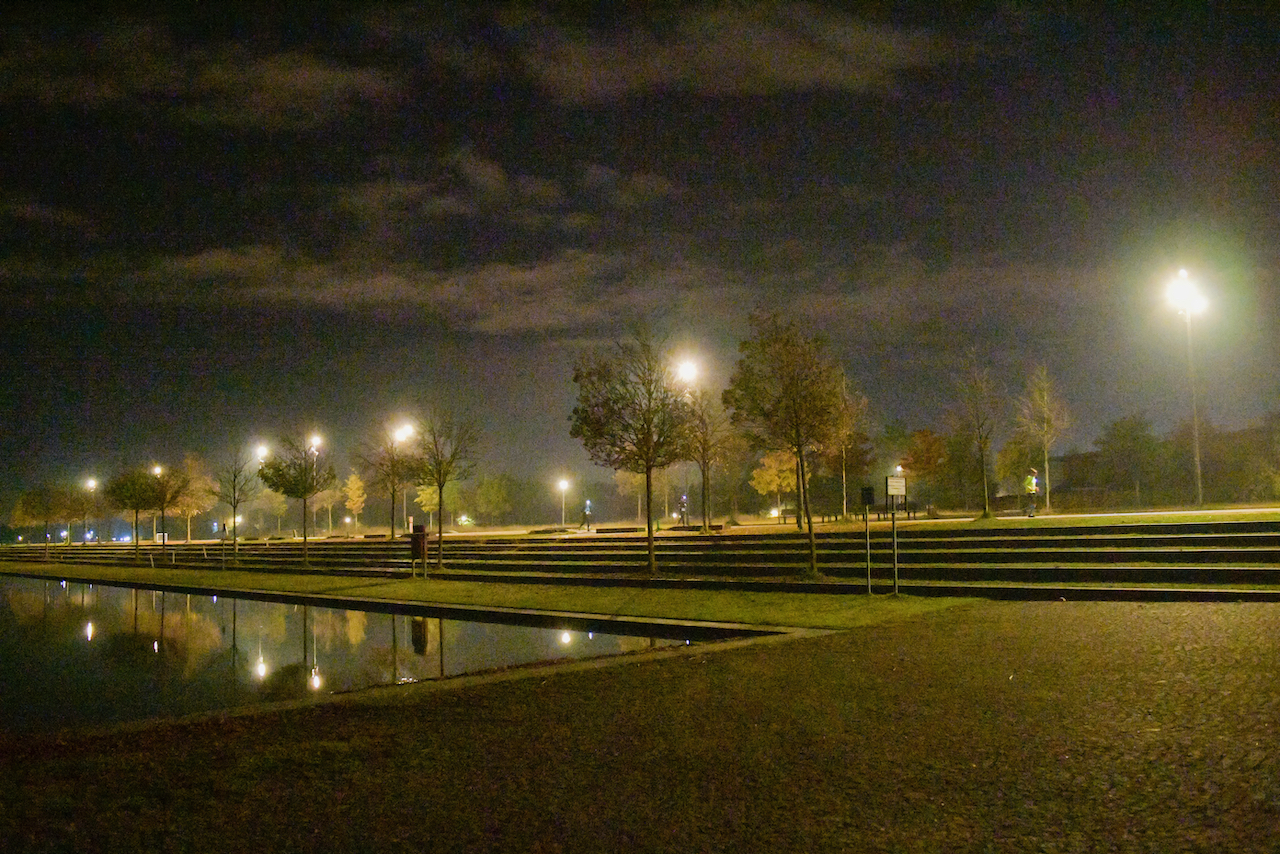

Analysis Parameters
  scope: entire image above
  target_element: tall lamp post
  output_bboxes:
[1167,269,1207,506]
[676,359,698,526]
[393,424,415,534]
[558,479,569,528]
[84,478,97,544]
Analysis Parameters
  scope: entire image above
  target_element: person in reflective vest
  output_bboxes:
[1024,469,1038,517]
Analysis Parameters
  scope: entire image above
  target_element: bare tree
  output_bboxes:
[685,388,731,532]
[356,430,424,539]
[1015,364,1071,511]
[152,465,191,562]
[949,348,1002,518]
[213,451,263,553]
[723,311,846,576]
[570,328,691,574]
[419,411,479,572]
[820,382,871,519]
[258,437,336,564]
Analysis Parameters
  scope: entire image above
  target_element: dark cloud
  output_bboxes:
[2,2,1279,506]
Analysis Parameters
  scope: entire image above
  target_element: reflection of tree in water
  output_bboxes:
[4,587,48,623]
[344,609,367,646]
[118,593,224,678]
[311,608,345,653]
[258,661,310,702]
[349,616,439,689]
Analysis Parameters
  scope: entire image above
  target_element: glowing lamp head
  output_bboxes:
[676,360,698,384]
[1167,269,1207,316]
[393,424,414,443]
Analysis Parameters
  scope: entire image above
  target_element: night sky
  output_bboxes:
[3,3,1279,508]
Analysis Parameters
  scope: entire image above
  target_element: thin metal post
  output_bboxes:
[865,504,871,594]
[891,503,899,595]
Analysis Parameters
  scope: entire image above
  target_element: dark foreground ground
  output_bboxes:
[3,600,1279,853]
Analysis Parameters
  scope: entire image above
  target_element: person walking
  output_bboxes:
[1024,468,1039,517]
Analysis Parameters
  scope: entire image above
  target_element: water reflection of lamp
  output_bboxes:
[85,622,94,641]
[256,657,267,679]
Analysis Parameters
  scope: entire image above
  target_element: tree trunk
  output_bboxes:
[795,458,804,530]
[841,446,848,519]
[389,488,396,540]
[699,460,710,533]
[798,449,818,576]
[1042,445,1052,511]
[436,483,445,572]
[644,466,656,574]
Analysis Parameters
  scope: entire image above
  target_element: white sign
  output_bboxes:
[886,476,906,496]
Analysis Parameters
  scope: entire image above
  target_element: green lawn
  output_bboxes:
[0,560,974,630]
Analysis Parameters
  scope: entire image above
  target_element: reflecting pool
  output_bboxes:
[0,577,701,733]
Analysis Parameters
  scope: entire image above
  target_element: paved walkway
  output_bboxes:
[4,599,1279,851]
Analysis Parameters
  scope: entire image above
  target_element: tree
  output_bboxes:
[258,437,336,564]
[13,485,70,560]
[342,471,366,525]
[684,388,731,532]
[212,451,262,553]
[750,449,798,520]
[819,383,871,519]
[356,431,425,539]
[419,410,479,571]
[570,328,692,574]
[722,311,846,576]
[948,348,1001,518]
[172,453,216,541]
[613,470,646,522]
[256,489,290,533]
[412,480,458,525]
[1015,365,1071,511]
[902,428,949,508]
[1095,415,1161,505]
[715,430,755,526]
[472,474,515,525]
[151,465,191,561]
[104,469,160,561]
[314,487,342,533]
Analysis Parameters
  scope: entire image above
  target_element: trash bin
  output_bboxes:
[410,524,427,565]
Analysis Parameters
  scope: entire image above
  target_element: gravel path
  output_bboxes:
[3,600,1279,852]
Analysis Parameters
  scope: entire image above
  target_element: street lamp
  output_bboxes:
[84,478,97,544]
[558,479,569,528]
[675,359,699,526]
[152,465,166,547]
[1166,268,1207,506]
[393,424,415,533]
